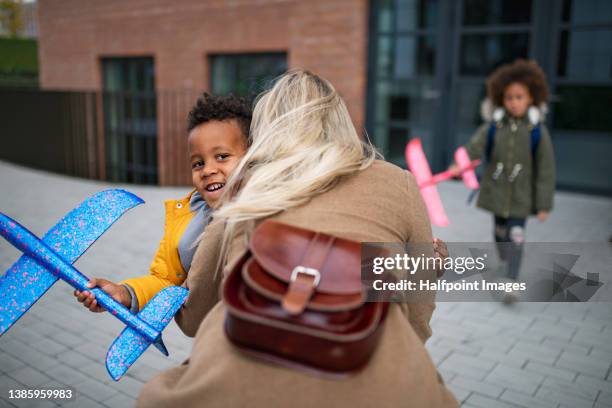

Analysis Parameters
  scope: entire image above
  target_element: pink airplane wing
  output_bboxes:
[419,185,449,227]
[405,139,449,227]
[405,138,432,186]
[454,147,479,190]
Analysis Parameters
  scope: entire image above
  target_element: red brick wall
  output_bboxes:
[290,1,369,132]
[38,0,369,184]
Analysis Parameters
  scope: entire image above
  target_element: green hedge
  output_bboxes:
[0,37,38,87]
[0,37,37,72]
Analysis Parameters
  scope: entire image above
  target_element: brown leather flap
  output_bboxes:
[243,258,364,311]
[250,220,362,295]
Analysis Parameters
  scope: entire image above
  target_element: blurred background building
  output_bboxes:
[0,0,610,195]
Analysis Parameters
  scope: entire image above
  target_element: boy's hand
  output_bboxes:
[537,211,549,222]
[433,238,449,278]
[73,278,132,313]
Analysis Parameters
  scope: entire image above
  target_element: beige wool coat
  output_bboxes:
[138,160,458,408]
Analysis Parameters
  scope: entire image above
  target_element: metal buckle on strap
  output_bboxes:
[291,266,321,287]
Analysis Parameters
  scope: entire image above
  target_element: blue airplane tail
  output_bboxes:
[105,286,189,381]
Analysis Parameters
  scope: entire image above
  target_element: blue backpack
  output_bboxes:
[485,122,542,162]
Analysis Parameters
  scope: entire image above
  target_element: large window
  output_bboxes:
[367,0,612,194]
[209,53,287,98]
[102,57,157,184]
[367,0,440,165]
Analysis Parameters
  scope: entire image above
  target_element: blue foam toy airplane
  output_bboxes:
[0,189,189,380]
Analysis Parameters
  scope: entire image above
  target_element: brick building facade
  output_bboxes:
[37,0,369,185]
[34,1,612,193]
[37,0,368,124]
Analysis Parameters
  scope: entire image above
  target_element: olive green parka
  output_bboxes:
[465,102,555,218]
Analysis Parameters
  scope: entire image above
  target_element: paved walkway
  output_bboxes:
[0,160,611,408]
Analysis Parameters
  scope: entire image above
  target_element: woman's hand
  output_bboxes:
[433,238,449,278]
[73,278,132,313]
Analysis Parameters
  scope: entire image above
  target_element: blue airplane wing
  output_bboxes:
[0,189,144,335]
[105,286,189,380]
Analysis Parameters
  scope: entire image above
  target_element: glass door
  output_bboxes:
[448,0,534,151]
[546,0,612,193]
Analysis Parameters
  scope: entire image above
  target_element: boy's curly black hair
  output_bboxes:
[187,93,252,140]
[487,59,549,107]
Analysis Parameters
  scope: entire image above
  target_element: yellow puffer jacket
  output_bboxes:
[121,191,196,310]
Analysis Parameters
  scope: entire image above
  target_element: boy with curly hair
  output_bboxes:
[452,59,555,284]
[74,93,251,313]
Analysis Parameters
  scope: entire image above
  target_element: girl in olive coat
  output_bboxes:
[455,59,555,282]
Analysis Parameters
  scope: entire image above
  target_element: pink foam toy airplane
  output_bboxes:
[405,138,480,227]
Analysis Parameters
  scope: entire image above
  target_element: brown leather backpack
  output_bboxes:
[223,220,389,376]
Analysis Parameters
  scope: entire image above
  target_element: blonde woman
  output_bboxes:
[138,70,458,408]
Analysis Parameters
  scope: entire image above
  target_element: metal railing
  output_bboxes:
[0,88,101,180]
[0,88,200,186]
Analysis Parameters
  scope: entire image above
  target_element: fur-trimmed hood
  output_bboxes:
[480,98,548,126]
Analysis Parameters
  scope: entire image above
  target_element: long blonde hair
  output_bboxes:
[214,70,379,268]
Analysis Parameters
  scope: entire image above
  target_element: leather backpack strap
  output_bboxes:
[281,232,335,315]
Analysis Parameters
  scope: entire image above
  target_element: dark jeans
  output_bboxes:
[494,216,526,280]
